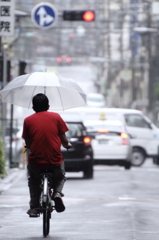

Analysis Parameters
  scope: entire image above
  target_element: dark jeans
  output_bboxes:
[27,162,66,209]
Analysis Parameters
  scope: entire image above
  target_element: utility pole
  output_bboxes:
[130,2,137,104]
[147,3,153,112]
[0,37,2,119]
[104,0,111,98]
[119,0,124,107]
[2,44,7,121]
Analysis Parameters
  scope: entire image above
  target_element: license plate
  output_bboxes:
[98,139,108,144]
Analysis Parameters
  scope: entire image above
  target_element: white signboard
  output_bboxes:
[0,0,14,36]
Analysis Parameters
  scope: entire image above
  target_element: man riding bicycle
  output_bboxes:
[22,93,71,217]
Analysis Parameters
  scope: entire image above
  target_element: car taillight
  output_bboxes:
[83,136,91,145]
[121,132,128,145]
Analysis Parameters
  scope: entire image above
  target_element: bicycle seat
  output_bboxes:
[40,168,53,177]
[40,172,53,178]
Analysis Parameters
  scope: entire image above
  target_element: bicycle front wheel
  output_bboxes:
[43,203,50,237]
[42,177,50,237]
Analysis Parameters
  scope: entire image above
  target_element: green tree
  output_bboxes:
[154,82,159,99]
[0,137,6,177]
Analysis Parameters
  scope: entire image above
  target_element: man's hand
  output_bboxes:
[60,133,72,149]
[24,138,30,149]
[66,142,72,149]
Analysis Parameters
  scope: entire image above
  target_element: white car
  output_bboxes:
[61,107,159,167]
[87,93,106,108]
[84,119,132,169]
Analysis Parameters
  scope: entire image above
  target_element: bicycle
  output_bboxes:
[25,147,69,237]
[29,170,55,237]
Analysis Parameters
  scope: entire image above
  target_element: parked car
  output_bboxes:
[61,121,94,179]
[84,119,132,169]
[63,107,159,167]
[86,93,106,108]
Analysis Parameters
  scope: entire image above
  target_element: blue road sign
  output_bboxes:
[31,2,57,29]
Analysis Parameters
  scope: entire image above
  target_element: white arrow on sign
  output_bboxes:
[37,7,54,26]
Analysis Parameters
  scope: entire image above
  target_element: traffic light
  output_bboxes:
[19,61,27,75]
[63,10,95,21]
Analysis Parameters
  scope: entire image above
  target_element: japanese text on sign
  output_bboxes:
[0,0,14,36]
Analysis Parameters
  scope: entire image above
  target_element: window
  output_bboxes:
[124,114,151,129]
[85,123,123,132]
[66,123,83,138]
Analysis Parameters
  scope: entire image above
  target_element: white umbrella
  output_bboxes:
[0,72,87,110]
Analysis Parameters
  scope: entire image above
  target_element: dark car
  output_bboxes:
[61,121,94,179]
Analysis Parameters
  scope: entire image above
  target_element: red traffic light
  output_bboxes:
[63,10,95,21]
[83,11,95,21]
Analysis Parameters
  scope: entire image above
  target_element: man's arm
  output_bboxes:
[60,133,72,149]
[24,138,30,149]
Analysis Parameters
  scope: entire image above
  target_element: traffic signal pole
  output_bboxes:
[2,44,14,168]
[2,45,7,121]
[2,47,7,162]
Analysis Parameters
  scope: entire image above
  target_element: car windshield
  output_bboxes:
[85,123,123,132]
[87,96,104,103]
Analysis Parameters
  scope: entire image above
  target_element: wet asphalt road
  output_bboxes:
[0,159,159,240]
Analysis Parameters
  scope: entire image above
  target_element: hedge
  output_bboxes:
[0,137,6,177]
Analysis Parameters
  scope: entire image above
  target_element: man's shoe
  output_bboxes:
[27,208,40,217]
[53,192,65,213]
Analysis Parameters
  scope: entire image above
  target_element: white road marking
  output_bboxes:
[118,197,137,201]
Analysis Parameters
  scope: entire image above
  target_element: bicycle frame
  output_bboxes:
[42,175,49,203]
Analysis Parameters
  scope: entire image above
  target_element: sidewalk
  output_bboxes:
[0,167,21,194]
[0,150,27,194]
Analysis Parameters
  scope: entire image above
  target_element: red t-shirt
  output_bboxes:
[22,111,68,169]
